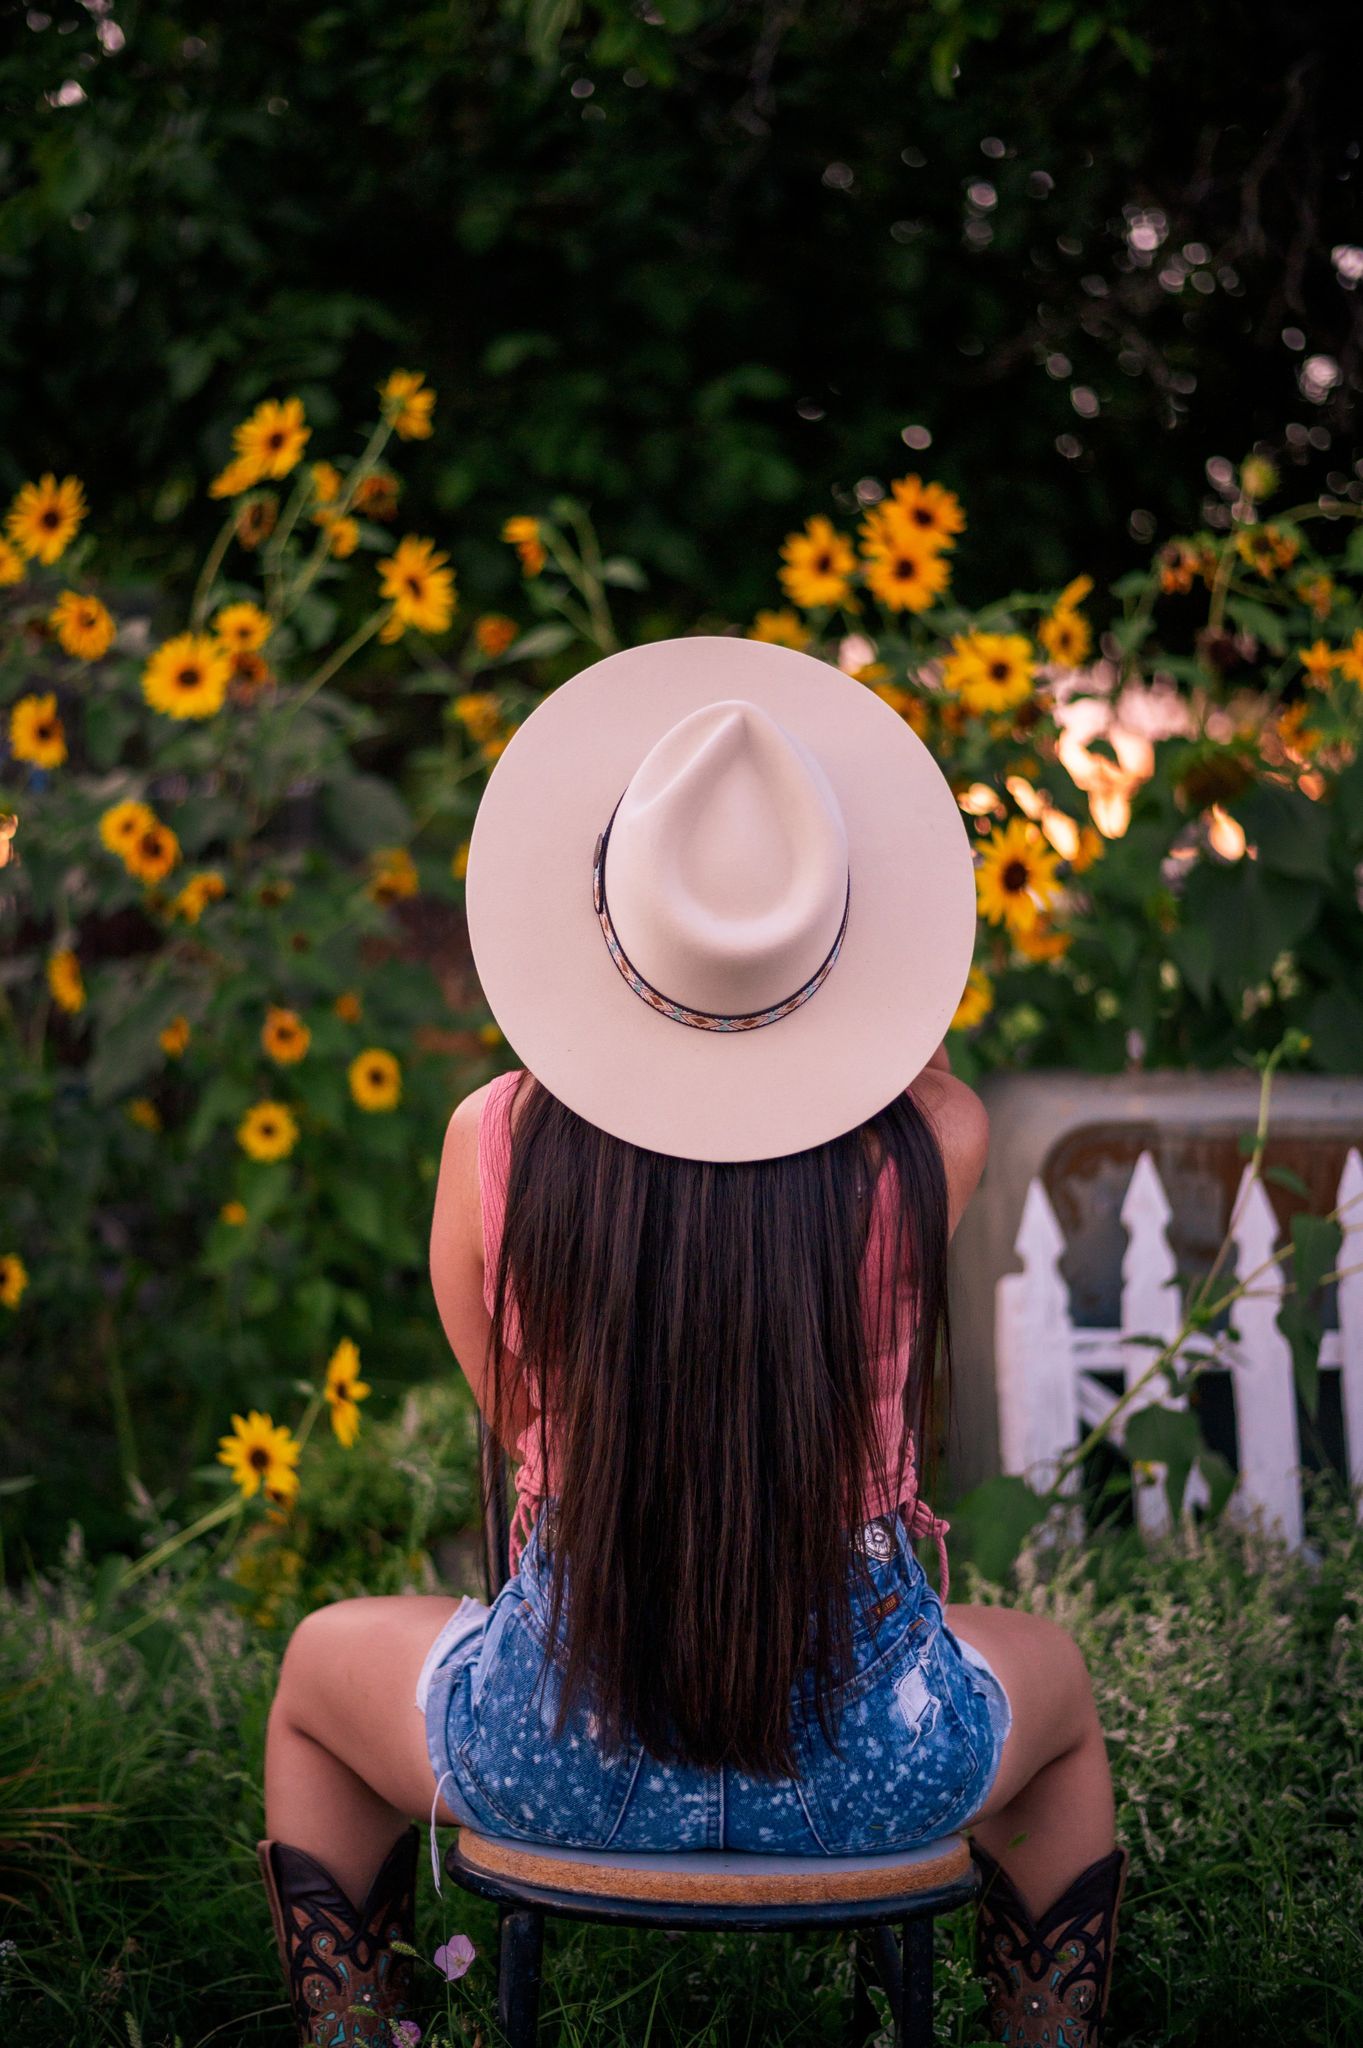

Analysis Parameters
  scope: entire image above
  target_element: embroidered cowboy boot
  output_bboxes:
[258,1825,418,2044]
[972,1841,1127,2046]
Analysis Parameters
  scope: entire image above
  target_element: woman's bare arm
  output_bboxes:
[427,1082,533,1443]
[911,1036,989,1236]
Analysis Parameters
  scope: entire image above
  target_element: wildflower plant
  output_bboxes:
[752,464,1363,1081]
[0,373,505,1553]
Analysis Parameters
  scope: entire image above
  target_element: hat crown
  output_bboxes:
[603,698,849,1017]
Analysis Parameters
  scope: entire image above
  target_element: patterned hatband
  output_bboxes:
[591,800,850,1033]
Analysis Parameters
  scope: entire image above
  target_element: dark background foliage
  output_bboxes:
[1,0,1359,622]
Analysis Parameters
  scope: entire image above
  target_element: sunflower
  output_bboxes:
[208,454,262,500]
[478,1021,503,1048]
[454,691,504,745]
[1298,640,1337,686]
[348,1048,401,1112]
[1335,631,1363,687]
[142,633,231,721]
[1294,572,1334,622]
[380,369,436,441]
[502,515,546,577]
[451,841,470,882]
[354,471,400,521]
[1234,524,1298,578]
[1014,918,1073,962]
[6,474,86,565]
[47,948,85,1013]
[0,1254,28,1309]
[212,601,272,653]
[217,1410,301,1502]
[1038,606,1091,668]
[378,535,457,635]
[333,989,363,1023]
[881,475,966,550]
[746,609,811,649]
[232,396,311,482]
[160,1014,191,1058]
[310,460,343,505]
[951,965,993,1031]
[1276,702,1324,759]
[235,494,278,548]
[50,590,115,661]
[975,818,1062,935]
[941,632,1037,716]
[779,515,856,611]
[315,511,359,558]
[168,870,226,922]
[228,649,274,702]
[859,515,951,614]
[128,1098,162,1132]
[0,539,24,586]
[99,799,155,858]
[474,613,518,658]
[237,1101,300,1162]
[325,1336,372,1447]
[367,846,419,905]
[262,1006,311,1064]
[220,1200,248,1227]
[1158,541,1199,595]
[9,693,67,769]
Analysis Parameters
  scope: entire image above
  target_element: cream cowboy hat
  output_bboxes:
[465,636,976,1161]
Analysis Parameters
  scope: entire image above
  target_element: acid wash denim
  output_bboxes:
[419,1505,1011,1858]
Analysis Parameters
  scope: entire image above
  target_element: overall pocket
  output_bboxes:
[796,1622,983,1855]
[455,1597,641,1849]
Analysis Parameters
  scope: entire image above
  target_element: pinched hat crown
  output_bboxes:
[596,700,850,1026]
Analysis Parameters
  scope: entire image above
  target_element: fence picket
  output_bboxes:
[1337,1148,1363,1514]
[1119,1151,1183,1536]
[994,1177,1076,1492]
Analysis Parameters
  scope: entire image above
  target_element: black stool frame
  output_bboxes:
[449,1427,978,2045]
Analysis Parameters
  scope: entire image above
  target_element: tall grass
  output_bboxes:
[2,1470,1359,2045]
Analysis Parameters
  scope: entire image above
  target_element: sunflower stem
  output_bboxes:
[113,1493,243,1594]
[189,511,242,633]
[283,415,396,619]
[285,607,388,720]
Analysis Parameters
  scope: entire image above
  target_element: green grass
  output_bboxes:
[2,1446,1360,2045]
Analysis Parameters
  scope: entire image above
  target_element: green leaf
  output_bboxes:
[1264,1164,1311,1199]
[84,699,139,771]
[1125,1402,1202,1520]
[88,985,186,1105]
[945,1475,1050,1583]
[321,771,413,855]
[1290,1211,1341,1302]
[598,557,648,590]
[1230,782,1332,882]
[509,621,576,659]
[187,1074,252,1152]
[1278,1295,1322,1420]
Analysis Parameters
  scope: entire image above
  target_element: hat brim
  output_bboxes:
[465,637,976,1161]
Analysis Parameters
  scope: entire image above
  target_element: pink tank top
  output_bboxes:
[477,1069,949,1593]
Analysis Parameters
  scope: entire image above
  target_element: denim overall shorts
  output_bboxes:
[418,1505,1011,1858]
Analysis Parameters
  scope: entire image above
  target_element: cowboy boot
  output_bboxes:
[972,1841,1128,2046]
[258,1825,418,2044]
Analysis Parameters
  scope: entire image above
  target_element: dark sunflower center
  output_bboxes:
[367,1065,383,1083]
[266,431,285,450]
[912,507,933,526]
[814,552,833,574]
[893,559,914,579]
[176,667,201,688]
[248,1446,269,1470]
[40,508,60,529]
[36,719,55,740]
[333,1379,351,1400]
[406,575,423,596]
[1002,859,1030,892]
[989,661,1010,681]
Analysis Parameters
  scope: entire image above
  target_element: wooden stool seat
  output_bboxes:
[456,1825,972,1911]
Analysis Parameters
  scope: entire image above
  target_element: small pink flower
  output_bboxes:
[433,1934,476,1981]
[389,2026,421,2048]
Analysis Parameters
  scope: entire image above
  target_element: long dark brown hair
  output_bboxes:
[486,1074,951,1777]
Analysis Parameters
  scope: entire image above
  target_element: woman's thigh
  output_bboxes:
[272,1594,474,1825]
[945,1602,1098,1819]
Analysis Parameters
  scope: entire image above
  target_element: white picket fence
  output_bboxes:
[994,1147,1363,1545]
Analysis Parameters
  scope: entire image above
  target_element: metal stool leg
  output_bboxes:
[847,1930,877,2045]
[899,1915,934,2048]
[497,1904,544,2048]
